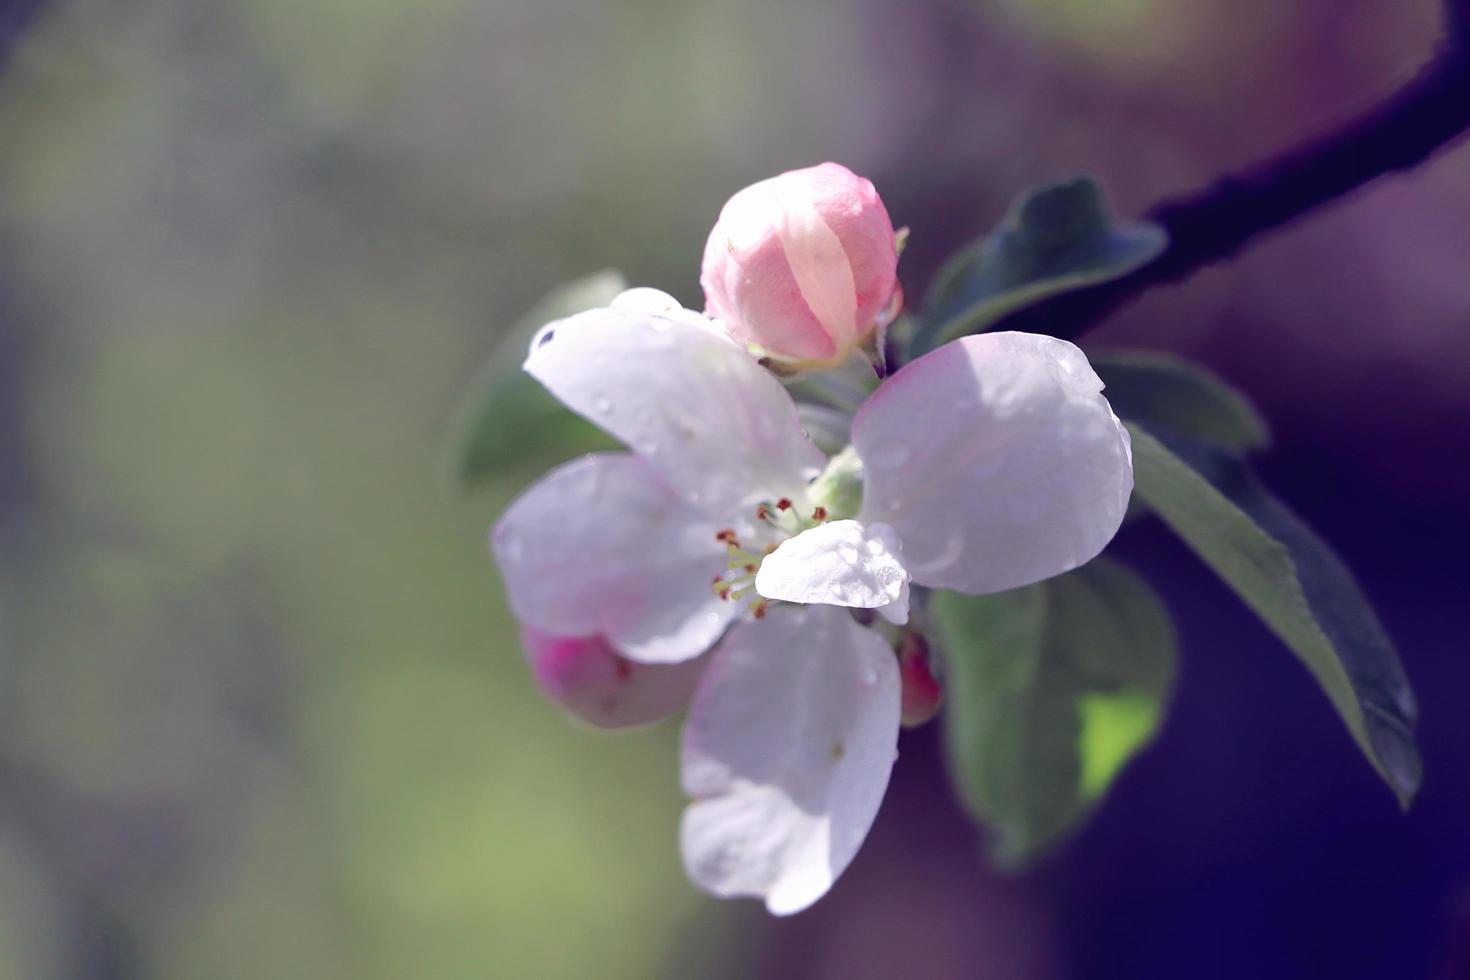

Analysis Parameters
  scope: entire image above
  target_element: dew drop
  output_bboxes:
[497,529,524,563]
[868,442,910,469]
[592,393,614,416]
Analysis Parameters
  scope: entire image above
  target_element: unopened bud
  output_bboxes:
[520,627,704,729]
[897,633,943,728]
[700,162,901,368]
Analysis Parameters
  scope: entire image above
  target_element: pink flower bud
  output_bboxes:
[700,162,901,366]
[897,633,943,728]
[520,627,705,729]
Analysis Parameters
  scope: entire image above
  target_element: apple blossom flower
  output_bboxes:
[700,162,902,368]
[520,627,707,729]
[490,290,1132,913]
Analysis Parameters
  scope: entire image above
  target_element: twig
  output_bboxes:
[993,0,1470,342]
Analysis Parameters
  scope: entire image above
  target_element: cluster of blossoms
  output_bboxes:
[491,163,1134,914]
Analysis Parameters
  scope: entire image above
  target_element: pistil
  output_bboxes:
[711,500,832,616]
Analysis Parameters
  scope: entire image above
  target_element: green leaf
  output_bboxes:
[909,176,1166,356]
[1092,350,1269,454]
[1127,423,1421,806]
[452,271,626,487]
[933,558,1177,868]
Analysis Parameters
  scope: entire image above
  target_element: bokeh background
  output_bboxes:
[1,0,1468,976]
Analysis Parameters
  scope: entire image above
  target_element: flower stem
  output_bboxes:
[992,0,1470,343]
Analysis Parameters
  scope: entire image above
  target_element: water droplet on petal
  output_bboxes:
[497,528,524,563]
[868,442,910,469]
[592,393,613,416]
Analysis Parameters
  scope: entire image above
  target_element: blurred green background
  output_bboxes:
[1,0,1467,977]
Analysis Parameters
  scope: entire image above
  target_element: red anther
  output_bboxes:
[712,575,724,585]
[752,601,769,619]
[744,563,757,573]
[718,587,732,600]
[811,506,828,521]
[715,529,737,542]
[776,498,793,511]
[756,503,771,521]
[898,633,943,728]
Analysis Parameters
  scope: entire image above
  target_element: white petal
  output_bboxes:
[876,579,910,626]
[680,606,900,915]
[854,332,1133,594]
[491,453,736,664]
[610,288,735,341]
[525,305,824,515]
[754,520,909,617]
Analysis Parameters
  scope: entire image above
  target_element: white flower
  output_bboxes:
[490,288,1132,913]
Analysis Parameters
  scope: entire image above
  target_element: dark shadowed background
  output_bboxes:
[0,0,1467,977]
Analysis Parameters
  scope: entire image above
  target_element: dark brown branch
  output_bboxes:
[995,0,1470,342]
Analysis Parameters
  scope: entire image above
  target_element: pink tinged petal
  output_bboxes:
[520,628,707,728]
[680,606,901,915]
[700,163,900,364]
[772,183,859,354]
[854,332,1134,594]
[491,453,736,664]
[701,193,838,363]
[754,520,910,624]
[524,306,824,514]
